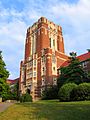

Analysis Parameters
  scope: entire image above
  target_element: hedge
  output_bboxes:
[20,93,32,102]
[41,85,58,100]
[70,83,90,101]
[58,83,77,102]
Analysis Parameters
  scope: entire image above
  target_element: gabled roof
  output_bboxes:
[77,52,90,62]
[61,52,90,67]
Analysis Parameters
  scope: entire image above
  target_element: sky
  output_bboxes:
[0,0,90,79]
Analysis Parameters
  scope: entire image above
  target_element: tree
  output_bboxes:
[41,85,58,100]
[57,52,87,87]
[0,51,10,101]
[87,49,90,52]
[8,82,19,100]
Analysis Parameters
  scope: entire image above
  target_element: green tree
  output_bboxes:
[57,52,87,87]
[41,85,58,100]
[0,51,10,101]
[10,82,19,100]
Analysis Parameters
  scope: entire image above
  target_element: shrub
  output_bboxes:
[8,92,19,101]
[1,92,10,101]
[70,83,90,101]
[20,93,32,102]
[58,83,77,102]
[41,85,58,100]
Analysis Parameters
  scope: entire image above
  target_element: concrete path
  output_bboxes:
[0,102,14,113]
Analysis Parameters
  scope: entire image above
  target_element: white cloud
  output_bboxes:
[47,0,90,54]
[0,3,27,79]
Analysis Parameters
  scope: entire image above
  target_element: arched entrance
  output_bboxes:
[27,89,30,94]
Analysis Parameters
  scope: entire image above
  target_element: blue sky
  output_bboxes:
[0,0,90,79]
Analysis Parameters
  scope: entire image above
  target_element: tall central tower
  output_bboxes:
[19,17,68,100]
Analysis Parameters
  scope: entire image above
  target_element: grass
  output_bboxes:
[0,100,90,120]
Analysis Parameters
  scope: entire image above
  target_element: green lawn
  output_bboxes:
[0,100,90,120]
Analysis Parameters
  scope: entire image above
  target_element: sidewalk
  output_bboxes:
[0,102,14,113]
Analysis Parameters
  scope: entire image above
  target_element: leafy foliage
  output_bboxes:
[0,51,10,101]
[58,83,77,102]
[20,93,32,102]
[0,51,9,80]
[70,83,90,101]
[57,52,87,87]
[0,83,10,101]
[9,82,19,100]
[41,85,58,100]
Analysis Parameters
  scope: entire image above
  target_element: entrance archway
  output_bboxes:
[27,89,30,94]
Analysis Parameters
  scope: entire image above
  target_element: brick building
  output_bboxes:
[60,51,90,75]
[19,17,68,100]
[7,78,19,92]
[78,51,90,74]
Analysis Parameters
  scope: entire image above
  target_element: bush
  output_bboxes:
[70,83,90,101]
[20,93,32,102]
[8,92,19,101]
[58,83,77,102]
[1,92,10,101]
[41,85,58,100]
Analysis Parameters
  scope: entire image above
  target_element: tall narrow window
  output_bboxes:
[57,40,59,51]
[53,67,55,71]
[53,39,55,47]
[34,72,36,77]
[52,54,56,63]
[49,38,51,48]
[34,60,36,66]
[42,56,46,63]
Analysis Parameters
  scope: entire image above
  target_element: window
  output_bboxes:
[38,30,40,35]
[42,77,45,85]
[82,61,87,68]
[53,77,57,81]
[53,67,55,71]
[49,38,51,48]
[58,70,61,75]
[42,49,45,56]
[30,73,32,78]
[34,72,36,77]
[52,54,56,63]
[26,72,30,79]
[53,39,55,47]
[55,29,57,32]
[34,60,36,66]
[27,61,32,68]
[53,77,57,85]
[57,40,59,51]
[42,67,46,75]
[43,67,45,72]
[42,56,46,63]
[22,67,24,75]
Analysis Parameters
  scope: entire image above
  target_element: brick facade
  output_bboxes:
[19,17,68,100]
[59,51,90,77]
